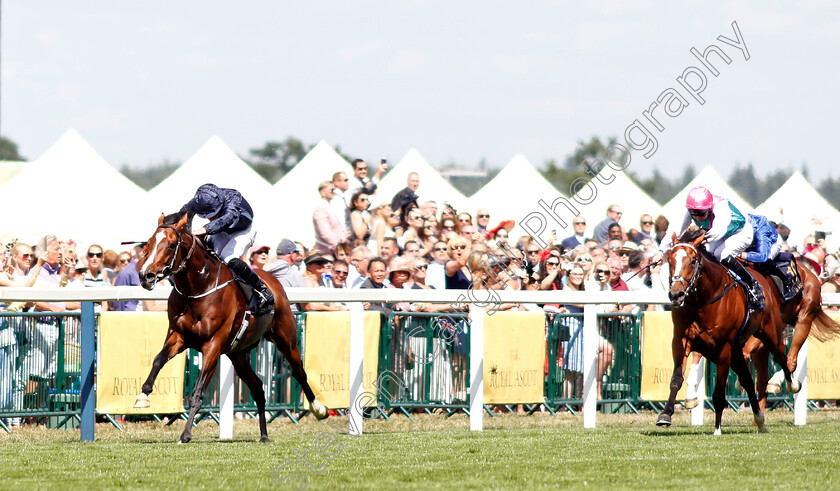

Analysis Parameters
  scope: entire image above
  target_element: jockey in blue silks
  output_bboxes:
[740,213,795,302]
[181,183,274,315]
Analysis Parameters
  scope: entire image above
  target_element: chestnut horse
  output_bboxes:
[133,211,328,443]
[655,229,797,434]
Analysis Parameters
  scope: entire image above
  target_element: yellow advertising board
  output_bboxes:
[483,311,546,404]
[640,312,689,402]
[302,312,381,409]
[805,313,840,399]
[97,312,186,414]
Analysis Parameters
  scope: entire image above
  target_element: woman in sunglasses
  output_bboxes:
[660,185,765,310]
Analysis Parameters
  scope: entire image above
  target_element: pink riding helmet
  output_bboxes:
[685,186,714,210]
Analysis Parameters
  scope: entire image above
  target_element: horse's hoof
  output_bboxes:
[260,436,270,443]
[757,425,769,434]
[134,393,151,409]
[656,414,671,426]
[311,399,329,420]
[787,379,802,394]
[713,428,722,436]
[179,435,191,444]
[685,397,699,409]
[734,379,744,392]
[766,383,781,394]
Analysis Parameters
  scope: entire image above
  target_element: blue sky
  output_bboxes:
[3,1,838,181]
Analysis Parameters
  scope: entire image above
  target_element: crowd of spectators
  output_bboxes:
[2,160,838,419]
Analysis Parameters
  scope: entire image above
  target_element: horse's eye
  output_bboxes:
[168,243,177,250]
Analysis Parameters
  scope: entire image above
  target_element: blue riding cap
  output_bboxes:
[193,183,223,218]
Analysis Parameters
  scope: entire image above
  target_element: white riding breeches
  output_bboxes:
[206,224,256,263]
[706,220,754,261]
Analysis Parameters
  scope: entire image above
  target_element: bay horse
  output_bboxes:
[741,256,840,410]
[655,229,796,434]
[133,211,328,443]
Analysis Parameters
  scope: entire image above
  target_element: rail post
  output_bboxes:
[582,305,597,428]
[470,304,485,431]
[348,302,365,436]
[219,355,234,439]
[794,340,808,426]
[80,302,95,442]
[691,357,705,426]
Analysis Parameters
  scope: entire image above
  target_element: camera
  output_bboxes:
[594,272,605,282]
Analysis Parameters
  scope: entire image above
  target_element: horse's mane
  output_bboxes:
[675,227,719,264]
[162,211,193,232]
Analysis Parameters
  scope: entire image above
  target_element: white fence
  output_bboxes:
[2,287,837,439]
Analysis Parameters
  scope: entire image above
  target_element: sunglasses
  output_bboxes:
[453,245,467,250]
[88,252,103,258]
[689,210,708,217]
[496,233,508,238]
[546,261,559,266]
[253,251,268,255]
[433,247,447,252]
[459,218,471,223]
[526,250,540,254]
[21,253,33,259]
[415,264,428,270]
[805,242,816,247]
[333,271,348,276]
[576,257,592,262]
[120,259,131,264]
[573,221,586,225]
[641,221,654,225]
[443,226,456,230]
[477,214,490,218]
[596,269,610,274]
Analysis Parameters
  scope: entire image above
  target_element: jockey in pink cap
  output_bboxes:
[664,185,764,310]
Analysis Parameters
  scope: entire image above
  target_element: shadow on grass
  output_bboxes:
[640,426,757,437]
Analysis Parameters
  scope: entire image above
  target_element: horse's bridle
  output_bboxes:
[669,243,703,307]
[154,224,198,278]
[151,224,236,299]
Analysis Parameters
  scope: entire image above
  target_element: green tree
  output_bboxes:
[245,137,312,182]
[0,136,26,161]
[728,163,760,206]
[542,136,620,194]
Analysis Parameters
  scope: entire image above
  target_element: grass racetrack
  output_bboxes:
[1,409,839,489]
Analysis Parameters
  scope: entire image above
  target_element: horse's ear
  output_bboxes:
[158,213,165,225]
[176,212,190,229]
[671,232,677,244]
[691,231,705,248]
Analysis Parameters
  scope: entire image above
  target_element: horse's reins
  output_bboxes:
[154,224,234,299]
[669,242,737,308]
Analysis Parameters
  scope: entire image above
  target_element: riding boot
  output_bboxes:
[722,256,765,310]
[227,258,275,315]
[763,259,796,303]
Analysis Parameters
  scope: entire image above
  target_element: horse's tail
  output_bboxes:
[811,309,840,342]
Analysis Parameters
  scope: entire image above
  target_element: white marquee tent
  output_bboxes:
[0,161,26,187]
[755,171,840,250]
[375,149,468,212]
[271,141,353,248]
[145,136,275,246]
[572,168,662,239]
[662,165,753,229]
[468,155,563,244]
[0,129,147,250]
